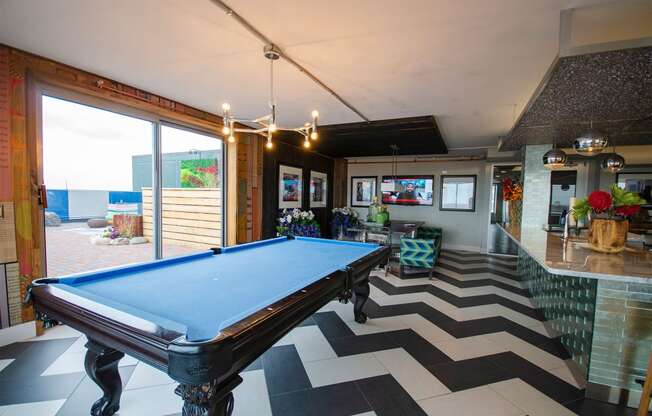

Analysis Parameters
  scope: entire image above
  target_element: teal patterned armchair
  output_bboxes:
[399,226,443,278]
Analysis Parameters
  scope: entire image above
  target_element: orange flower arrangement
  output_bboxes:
[502,178,523,201]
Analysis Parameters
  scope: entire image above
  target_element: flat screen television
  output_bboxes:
[381,175,434,206]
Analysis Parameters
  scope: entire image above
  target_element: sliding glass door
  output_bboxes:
[41,95,225,277]
[159,125,224,258]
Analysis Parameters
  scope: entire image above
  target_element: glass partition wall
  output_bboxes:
[41,95,225,276]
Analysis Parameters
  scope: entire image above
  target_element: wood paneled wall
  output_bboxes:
[0,44,261,327]
[262,141,334,239]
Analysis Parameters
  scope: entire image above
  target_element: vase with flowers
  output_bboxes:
[502,178,523,227]
[331,207,359,239]
[276,208,321,238]
[573,185,646,253]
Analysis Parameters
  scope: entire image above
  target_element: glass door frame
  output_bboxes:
[29,78,227,271]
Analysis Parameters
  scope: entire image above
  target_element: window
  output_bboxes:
[440,175,476,212]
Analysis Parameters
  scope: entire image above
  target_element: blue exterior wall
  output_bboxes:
[46,189,69,221]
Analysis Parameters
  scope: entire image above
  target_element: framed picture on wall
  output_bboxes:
[278,164,303,209]
[440,175,476,212]
[351,176,377,207]
[310,171,328,208]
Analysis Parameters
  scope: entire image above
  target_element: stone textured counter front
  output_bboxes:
[498,224,652,409]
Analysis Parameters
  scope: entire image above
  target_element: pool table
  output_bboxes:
[28,236,389,416]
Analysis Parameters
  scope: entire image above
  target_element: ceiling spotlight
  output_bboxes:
[310,131,318,140]
[222,125,231,135]
[311,110,319,119]
[303,139,311,148]
[573,123,608,156]
[542,147,567,169]
[227,135,236,143]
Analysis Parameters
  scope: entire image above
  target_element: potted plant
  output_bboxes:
[573,185,646,253]
[502,178,523,227]
[331,207,359,239]
[276,208,321,238]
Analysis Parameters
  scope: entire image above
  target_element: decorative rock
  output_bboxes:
[91,236,111,245]
[87,218,108,228]
[129,237,148,245]
[110,237,130,245]
[44,211,61,227]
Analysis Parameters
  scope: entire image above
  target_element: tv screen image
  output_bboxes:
[381,176,434,206]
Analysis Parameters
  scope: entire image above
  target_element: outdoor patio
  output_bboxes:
[45,222,198,277]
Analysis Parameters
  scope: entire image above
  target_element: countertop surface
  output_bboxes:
[498,224,652,283]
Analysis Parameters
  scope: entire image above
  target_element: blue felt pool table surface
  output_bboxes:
[51,237,379,342]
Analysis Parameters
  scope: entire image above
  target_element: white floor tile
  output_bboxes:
[483,332,564,370]
[291,326,337,363]
[0,359,14,373]
[125,361,175,390]
[374,348,450,400]
[489,378,576,416]
[0,399,66,416]
[29,325,82,341]
[41,350,138,376]
[418,386,524,416]
[304,353,387,387]
[434,335,507,361]
[118,383,182,416]
[273,330,295,347]
[233,370,272,416]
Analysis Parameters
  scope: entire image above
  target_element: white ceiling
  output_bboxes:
[0,0,610,149]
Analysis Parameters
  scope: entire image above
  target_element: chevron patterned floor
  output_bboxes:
[0,250,639,416]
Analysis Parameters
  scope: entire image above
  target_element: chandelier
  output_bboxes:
[221,44,319,150]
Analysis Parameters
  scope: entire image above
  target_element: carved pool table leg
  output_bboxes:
[84,340,125,416]
[353,280,370,323]
[175,376,242,416]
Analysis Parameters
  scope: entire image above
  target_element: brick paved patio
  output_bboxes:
[45,222,198,276]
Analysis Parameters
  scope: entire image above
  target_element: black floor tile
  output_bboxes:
[312,312,354,340]
[428,355,512,391]
[270,380,371,416]
[356,375,427,416]
[0,372,85,405]
[328,331,399,356]
[0,338,78,382]
[244,356,263,372]
[370,276,543,321]
[384,329,452,367]
[54,365,136,416]
[262,345,311,396]
[566,398,644,416]
[0,341,33,360]
[297,316,316,327]
[489,352,584,404]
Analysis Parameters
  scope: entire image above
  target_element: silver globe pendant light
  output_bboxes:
[573,121,608,156]
[543,141,567,170]
[601,144,626,173]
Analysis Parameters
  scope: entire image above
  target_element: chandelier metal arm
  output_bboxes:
[210,0,369,122]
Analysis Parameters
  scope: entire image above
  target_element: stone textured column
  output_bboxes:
[521,144,552,228]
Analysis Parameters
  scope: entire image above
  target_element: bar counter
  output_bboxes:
[498,223,652,409]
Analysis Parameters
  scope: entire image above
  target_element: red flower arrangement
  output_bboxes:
[573,185,646,221]
[502,178,523,201]
[587,191,612,213]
